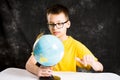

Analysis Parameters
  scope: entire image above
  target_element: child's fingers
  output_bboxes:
[75,57,87,66]
[37,67,53,77]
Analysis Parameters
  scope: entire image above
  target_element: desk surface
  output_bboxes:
[0,68,120,80]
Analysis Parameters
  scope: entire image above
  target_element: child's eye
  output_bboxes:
[57,23,63,26]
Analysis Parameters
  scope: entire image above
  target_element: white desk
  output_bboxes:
[0,68,120,80]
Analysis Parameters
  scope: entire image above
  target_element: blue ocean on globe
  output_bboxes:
[33,34,64,66]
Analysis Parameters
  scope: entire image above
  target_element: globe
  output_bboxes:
[33,34,64,66]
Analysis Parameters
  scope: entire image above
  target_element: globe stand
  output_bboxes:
[39,75,61,80]
[39,75,54,80]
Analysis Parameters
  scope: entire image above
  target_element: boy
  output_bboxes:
[25,4,103,77]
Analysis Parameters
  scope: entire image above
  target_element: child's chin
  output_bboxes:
[53,34,59,36]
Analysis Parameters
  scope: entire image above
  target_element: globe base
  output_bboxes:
[39,75,61,80]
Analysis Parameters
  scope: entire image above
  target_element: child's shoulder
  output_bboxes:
[69,36,85,46]
[36,33,44,40]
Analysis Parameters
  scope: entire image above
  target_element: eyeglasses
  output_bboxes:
[48,20,68,29]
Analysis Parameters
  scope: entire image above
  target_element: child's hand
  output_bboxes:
[37,66,53,77]
[76,54,95,67]
[76,54,103,71]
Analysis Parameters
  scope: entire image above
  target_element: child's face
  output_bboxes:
[47,12,70,39]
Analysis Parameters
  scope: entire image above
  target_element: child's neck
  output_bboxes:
[59,35,68,41]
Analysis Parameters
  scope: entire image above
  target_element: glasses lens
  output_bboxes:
[57,23,63,28]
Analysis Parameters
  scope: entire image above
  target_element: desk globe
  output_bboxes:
[33,34,64,80]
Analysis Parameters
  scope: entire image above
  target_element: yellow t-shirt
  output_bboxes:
[52,36,97,72]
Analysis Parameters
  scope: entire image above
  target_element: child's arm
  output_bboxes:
[25,55,52,77]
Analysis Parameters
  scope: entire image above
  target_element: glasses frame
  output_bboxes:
[48,20,69,29]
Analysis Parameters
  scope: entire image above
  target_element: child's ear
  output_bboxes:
[66,20,71,28]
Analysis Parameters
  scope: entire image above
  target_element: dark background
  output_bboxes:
[0,0,120,75]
